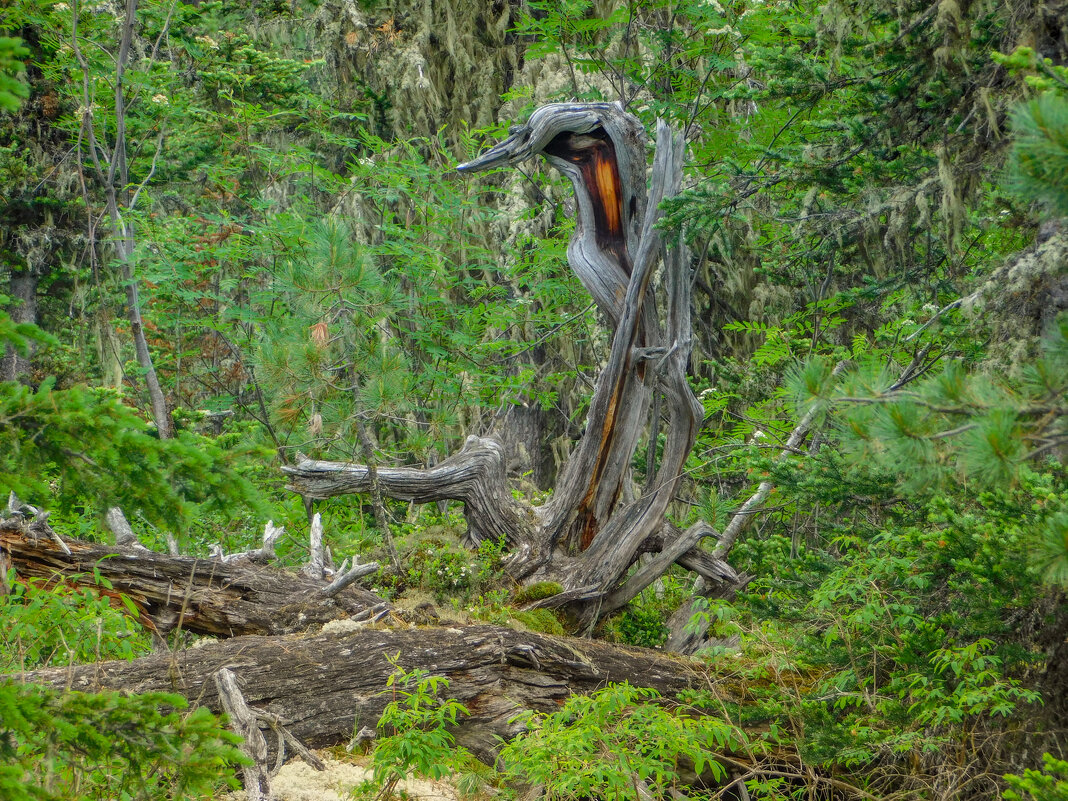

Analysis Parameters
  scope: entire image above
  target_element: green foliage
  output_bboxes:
[464,589,565,634]
[499,683,745,800]
[511,581,564,606]
[0,36,28,112]
[713,483,1053,786]
[2,2,1067,798]
[247,131,581,466]
[993,46,1068,96]
[360,655,470,800]
[510,608,565,636]
[403,536,506,602]
[1004,753,1068,801]
[0,309,54,357]
[608,604,670,649]
[0,682,247,801]
[1006,92,1068,217]
[0,377,267,533]
[0,572,151,672]
[786,313,1068,494]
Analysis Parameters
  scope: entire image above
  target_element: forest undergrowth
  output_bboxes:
[1,0,1067,798]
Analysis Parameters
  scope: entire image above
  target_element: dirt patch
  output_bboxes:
[222,752,460,801]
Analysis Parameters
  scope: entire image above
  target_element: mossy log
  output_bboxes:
[17,624,710,762]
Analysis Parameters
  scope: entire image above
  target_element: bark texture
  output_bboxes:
[18,624,708,761]
[0,523,386,638]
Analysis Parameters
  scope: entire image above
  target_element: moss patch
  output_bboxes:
[512,581,563,606]
[511,608,565,636]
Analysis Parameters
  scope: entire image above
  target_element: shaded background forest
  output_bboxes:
[2,0,1068,798]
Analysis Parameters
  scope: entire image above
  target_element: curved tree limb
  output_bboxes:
[284,435,534,547]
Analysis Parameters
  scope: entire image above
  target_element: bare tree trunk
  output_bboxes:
[286,105,732,630]
[72,0,172,437]
[1,267,38,382]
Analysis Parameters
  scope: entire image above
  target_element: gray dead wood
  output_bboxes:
[216,668,273,801]
[0,522,386,638]
[18,624,708,762]
[286,106,733,630]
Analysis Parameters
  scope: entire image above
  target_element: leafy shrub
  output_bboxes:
[1004,753,1068,800]
[0,682,247,801]
[499,682,745,800]
[0,571,151,672]
[0,379,267,533]
[405,536,506,602]
[609,604,670,649]
[359,656,470,800]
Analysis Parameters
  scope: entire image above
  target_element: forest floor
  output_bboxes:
[221,750,463,801]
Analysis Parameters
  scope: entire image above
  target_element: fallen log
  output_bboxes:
[0,520,386,638]
[17,623,709,762]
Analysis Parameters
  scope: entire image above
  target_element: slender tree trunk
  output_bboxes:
[1,267,38,382]
[115,227,171,438]
[73,0,172,437]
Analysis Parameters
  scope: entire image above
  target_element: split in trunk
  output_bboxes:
[286,104,733,630]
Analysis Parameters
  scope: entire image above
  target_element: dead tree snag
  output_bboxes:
[285,104,740,630]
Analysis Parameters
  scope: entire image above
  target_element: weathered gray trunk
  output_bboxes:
[286,106,735,629]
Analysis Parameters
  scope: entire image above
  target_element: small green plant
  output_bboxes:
[359,654,470,800]
[1004,753,1068,800]
[464,589,513,625]
[0,682,247,801]
[0,571,151,672]
[499,682,745,800]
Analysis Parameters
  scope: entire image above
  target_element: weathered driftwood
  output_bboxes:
[286,105,733,628]
[216,667,274,801]
[18,624,708,762]
[0,521,386,638]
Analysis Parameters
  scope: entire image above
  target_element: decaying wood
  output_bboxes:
[210,520,286,566]
[216,668,273,801]
[18,624,709,762]
[287,105,734,629]
[0,522,386,638]
[287,435,532,548]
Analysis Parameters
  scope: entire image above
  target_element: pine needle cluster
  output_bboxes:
[1007,92,1068,217]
